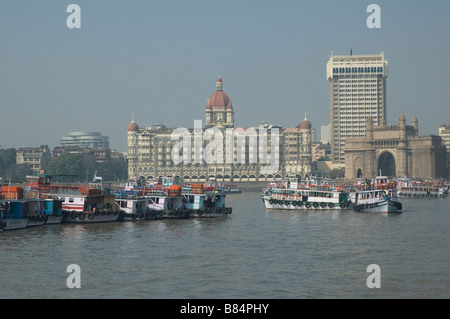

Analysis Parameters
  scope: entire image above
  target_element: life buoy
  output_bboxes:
[88,213,95,220]
[269,199,274,204]
[320,202,327,208]
[78,212,86,220]
[340,203,346,209]
[313,202,319,208]
[70,211,78,219]
[197,209,204,216]
[328,202,334,209]
[305,203,312,209]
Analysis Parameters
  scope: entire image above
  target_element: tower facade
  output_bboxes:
[327,52,388,168]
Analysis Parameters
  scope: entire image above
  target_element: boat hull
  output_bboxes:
[397,192,447,199]
[150,207,232,219]
[45,215,64,224]
[353,199,402,213]
[2,218,29,230]
[63,211,119,223]
[263,198,348,210]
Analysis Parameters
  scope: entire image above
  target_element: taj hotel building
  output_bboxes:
[127,76,313,182]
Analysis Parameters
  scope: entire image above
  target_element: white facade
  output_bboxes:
[327,52,388,167]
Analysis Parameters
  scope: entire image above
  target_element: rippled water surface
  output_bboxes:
[1,191,449,298]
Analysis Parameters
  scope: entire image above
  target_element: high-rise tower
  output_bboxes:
[327,52,388,168]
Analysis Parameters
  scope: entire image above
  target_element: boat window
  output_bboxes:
[69,198,74,203]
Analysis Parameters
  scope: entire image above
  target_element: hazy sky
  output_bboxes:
[1,0,449,152]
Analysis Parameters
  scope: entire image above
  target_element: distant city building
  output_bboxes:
[60,132,109,149]
[344,115,447,179]
[438,124,450,151]
[320,124,330,144]
[327,52,388,168]
[127,76,313,182]
[311,142,331,162]
[52,146,123,163]
[16,145,51,174]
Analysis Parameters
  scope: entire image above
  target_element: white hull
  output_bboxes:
[263,198,346,210]
[397,192,447,199]
[354,199,401,213]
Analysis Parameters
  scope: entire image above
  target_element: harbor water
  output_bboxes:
[0,190,449,299]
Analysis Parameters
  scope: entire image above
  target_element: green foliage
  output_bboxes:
[0,148,34,182]
[46,153,127,182]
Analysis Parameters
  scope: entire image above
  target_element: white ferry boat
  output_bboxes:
[262,176,352,210]
[353,176,402,213]
[144,176,232,219]
[396,178,447,199]
[115,196,152,221]
[353,189,402,213]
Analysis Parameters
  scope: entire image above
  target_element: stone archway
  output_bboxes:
[356,168,362,178]
[378,151,396,177]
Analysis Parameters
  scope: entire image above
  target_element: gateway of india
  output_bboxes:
[344,114,448,179]
[127,76,313,182]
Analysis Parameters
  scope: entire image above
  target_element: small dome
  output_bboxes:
[299,112,312,130]
[207,91,232,109]
[128,120,139,132]
[299,119,311,130]
[206,76,233,109]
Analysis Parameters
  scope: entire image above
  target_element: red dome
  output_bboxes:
[299,119,311,130]
[128,121,139,132]
[207,90,232,109]
[206,76,233,110]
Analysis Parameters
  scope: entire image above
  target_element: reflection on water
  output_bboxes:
[1,191,449,298]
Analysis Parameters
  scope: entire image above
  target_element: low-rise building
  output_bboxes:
[16,145,51,174]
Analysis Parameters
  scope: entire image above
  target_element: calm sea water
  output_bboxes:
[1,190,449,299]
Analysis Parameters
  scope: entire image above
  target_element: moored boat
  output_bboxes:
[396,177,448,199]
[0,200,29,230]
[262,176,352,210]
[144,177,232,218]
[353,189,402,213]
[27,174,120,223]
[115,195,152,221]
[353,176,402,213]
